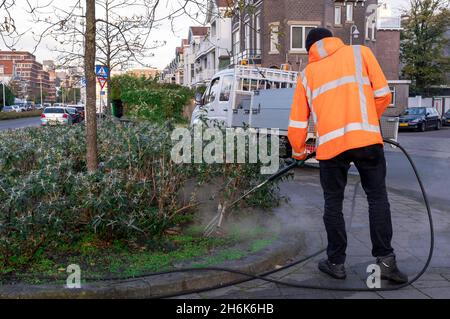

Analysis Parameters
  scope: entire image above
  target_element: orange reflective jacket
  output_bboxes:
[288,37,392,161]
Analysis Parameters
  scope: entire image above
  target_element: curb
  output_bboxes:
[0,233,305,299]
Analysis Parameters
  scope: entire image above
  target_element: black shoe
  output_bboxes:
[318,259,347,280]
[377,255,409,284]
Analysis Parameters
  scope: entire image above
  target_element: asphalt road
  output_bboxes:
[0,116,41,131]
[383,127,450,211]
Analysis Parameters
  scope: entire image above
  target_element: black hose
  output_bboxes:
[145,139,434,298]
[21,140,433,298]
[90,139,430,298]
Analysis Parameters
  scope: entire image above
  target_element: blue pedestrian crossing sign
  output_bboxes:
[95,65,109,78]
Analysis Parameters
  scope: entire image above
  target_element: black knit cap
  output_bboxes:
[306,28,333,52]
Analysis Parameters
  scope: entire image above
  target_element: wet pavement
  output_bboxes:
[178,132,450,299]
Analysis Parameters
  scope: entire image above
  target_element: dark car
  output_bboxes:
[399,107,441,132]
[442,109,450,127]
[65,107,82,123]
[74,106,85,120]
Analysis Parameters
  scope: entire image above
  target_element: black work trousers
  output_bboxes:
[319,144,394,264]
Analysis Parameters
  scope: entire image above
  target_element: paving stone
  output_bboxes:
[282,292,335,299]
[331,291,382,299]
[173,293,203,299]
[200,285,245,298]
[377,287,431,299]
[198,169,450,299]
[412,279,450,289]
[419,287,450,299]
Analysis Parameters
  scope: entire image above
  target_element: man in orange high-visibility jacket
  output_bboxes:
[288,28,408,284]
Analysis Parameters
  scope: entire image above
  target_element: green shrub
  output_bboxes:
[0,121,282,269]
[0,110,43,121]
[110,74,194,124]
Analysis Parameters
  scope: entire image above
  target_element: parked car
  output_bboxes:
[74,105,85,120]
[65,107,82,123]
[41,107,73,126]
[2,105,15,112]
[442,109,450,127]
[11,105,26,112]
[18,103,33,111]
[399,107,441,132]
[35,104,43,110]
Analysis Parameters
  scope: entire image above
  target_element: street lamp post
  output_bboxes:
[40,76,43,106]
[1,81,5,109]
[350,24,360,46]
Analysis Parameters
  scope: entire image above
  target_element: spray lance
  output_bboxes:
[203,152,317,237]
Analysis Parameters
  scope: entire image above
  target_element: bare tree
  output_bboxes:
[85,0,97,172]
[95,0,163,113]
[2,0,218,172]
[0,0,27,48]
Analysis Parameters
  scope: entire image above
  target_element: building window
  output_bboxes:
[366,14,377,41]
[211,22,216,38]
[291,25,316,52]
[389,86,396,107]
[245,18,251,50]
[270,24,279,53]
[346,4,353,22]
[334,6,342,25]
[232,29,240,56]
[255,13,261,52]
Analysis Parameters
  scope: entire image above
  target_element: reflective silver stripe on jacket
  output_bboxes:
[289,120,309,129]
[312,75,371,100]
[301,71,317,125]
[373,86,391,98]
[318,123,381,146]
[293,150,307,157]
[316,40,328,59]
[353,45,369,125]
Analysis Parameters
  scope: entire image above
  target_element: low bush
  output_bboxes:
[110,74,194,124]
[0,120,282,271]
[0,110,43,121]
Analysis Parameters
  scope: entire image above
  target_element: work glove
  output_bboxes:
[287,158,306,167]
[295,159,306,167]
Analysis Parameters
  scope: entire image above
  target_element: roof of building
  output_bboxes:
[215,0,233,7]
[190,26,209,36]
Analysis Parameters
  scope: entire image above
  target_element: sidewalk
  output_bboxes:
[179,168,450,299]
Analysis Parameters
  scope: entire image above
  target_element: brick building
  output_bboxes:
[231,0,408,115]
[0,51,56,103]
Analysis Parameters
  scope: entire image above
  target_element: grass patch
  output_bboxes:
[0,110,42,121]
[0,228,278,285]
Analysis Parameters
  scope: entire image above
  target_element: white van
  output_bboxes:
[191,65,317,156]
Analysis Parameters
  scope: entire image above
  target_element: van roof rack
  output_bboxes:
[233,65,299,92]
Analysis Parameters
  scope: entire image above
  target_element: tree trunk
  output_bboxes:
[105,0,111,116]
[85,0,98,172]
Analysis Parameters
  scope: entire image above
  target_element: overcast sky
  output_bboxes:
[1,0,410,70]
